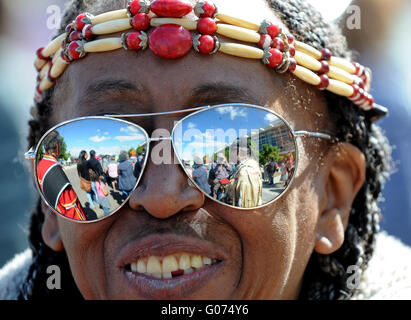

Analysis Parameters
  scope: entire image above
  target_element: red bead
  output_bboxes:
[65,23,74,34]
[195,1,217,18]
[68,41,85,60]
[36,47,47,60]
[268,24,280,38]
[60,50,71,63]
[354,88,365,102]
[148,24,192,59]
[354,77,365,89]
[272,37,285,51]
[128,0,149,16]
[258,34,272,49]
[34,85,43,103]
[261,20,280,38]
[74,13,89,32]
[349,84,360,99]
[150,0,193,18]
[82,24,94,40]
[318,60,329,74]
[197,17,216,35]
[35,84,42,95]
[320,48,331,61]
[265,48,283,68]
[69,31,82,42]
[197,35,215,54]
[132,13,151,30]
[289,45,295,57]
[317,74,329,90]
[287,34,295,44]
[126,32,144,50]
[353,62,364,76]
[288,58,297,72]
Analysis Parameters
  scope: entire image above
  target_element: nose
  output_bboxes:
[128,155,205,219]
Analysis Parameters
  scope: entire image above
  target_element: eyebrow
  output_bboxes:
[78,79,144,107]
[188,82,261,107]
[78,79,261,110]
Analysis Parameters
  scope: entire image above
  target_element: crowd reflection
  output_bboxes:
[37,129,146,221]
[182,149,296,208]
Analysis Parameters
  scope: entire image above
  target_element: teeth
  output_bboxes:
[179,253,191,270]
[131,262,138,272]
[129,253,216,278]
[191,255,203,269]
[147,256,162,274]
[162,255,178,273]
[137,259,146,274]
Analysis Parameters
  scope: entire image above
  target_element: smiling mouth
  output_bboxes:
[124,253,220,279]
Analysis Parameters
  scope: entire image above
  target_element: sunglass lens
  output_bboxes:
[173,105,297,208]
[35,118,148,222]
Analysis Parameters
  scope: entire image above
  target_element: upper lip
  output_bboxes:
[116,233,227,269]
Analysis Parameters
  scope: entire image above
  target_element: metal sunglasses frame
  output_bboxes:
[26,103,336,223]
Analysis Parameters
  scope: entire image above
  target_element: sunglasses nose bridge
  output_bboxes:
[128,160,205,219]
[148,136,172,142]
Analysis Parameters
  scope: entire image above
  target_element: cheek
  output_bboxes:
[57,216,114,299]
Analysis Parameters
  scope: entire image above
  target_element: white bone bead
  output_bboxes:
[39,63,50,79]
[91,18,131,35]
[291,65,321,86]
[84,38,123,52]
[329,56,356,74]
[50,56,69,79]
[42,33,66,57]
[52,48,63,64]
[91,9,129,26]
[216,24,261,43]
[327,65,354,84]
[216,13,260,31]
[294,50,321,71]
[294,41,321,60]
[35,58,47,71]
[218,43,264,59]
[39,77,54,91]
[326,79,354,97]
[150,18,197,30]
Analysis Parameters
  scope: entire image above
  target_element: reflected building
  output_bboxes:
[256,122,295,156]
[214,120,295,160]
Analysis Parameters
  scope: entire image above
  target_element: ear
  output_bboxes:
[41,200,64,252]
[314,143,366,255]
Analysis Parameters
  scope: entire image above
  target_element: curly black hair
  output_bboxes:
[21,0,392,300]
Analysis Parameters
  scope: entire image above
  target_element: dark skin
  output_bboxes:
[39,0,366,299]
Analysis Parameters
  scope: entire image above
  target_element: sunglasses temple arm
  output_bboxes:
[25,147,36,160]
[294,131,337,142]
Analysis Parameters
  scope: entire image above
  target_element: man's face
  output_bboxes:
[44,0,336,299]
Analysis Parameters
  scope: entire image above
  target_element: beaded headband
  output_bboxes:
[34,0,387,121]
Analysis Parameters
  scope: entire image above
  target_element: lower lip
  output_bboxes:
[121,262,223,299]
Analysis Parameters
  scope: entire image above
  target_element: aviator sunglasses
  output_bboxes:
[26,103,335,223]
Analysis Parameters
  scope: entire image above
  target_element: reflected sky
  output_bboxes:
[174,106,288,161]
[56,119,147,157]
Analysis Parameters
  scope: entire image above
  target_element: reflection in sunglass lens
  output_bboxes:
[36,118,148,222]
[173,105,297,208]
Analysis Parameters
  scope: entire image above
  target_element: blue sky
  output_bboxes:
[56,118,147,158]
[174,106,285,161]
